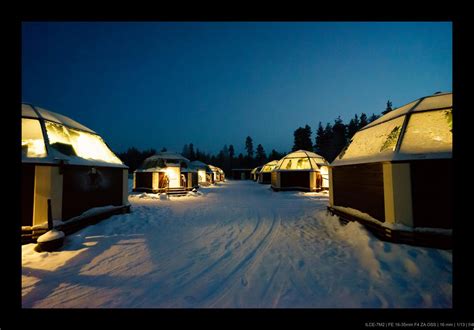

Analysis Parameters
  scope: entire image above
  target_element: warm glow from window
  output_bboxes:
[165,167,181,188]
[22,118,47,158]
[340,116,405,160]
[198,169,206,182]
[261,164,276,172]
[45,121,122,164]
[400,110,452,155]
[280,158,312,170]
[319,166,328,175]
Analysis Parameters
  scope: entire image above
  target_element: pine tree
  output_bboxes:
[188,143,196,161]
[369,113,379,123]
[359,113,368,129]
[292,124,313,151]
[314,122,325,154]
[255,144,266,164]
[228,145,235,171]
[381,100,393,115]
[245,136,254,159]
[268,149,281,161]
[346,114,360,140]
[327,117,347,162]
[237,153,244,168]
[182,144,189,158]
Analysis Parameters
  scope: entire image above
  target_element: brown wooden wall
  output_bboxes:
[135,172,153,189]
[62,166,124,221]
[332,163,385,222]
[21,164,35,226]
[260,172,272,184]
[410,159,453,229]
[279,171,311,189]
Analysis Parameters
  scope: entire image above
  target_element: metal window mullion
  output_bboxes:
[30,105,53,158]
[394,98,424,154]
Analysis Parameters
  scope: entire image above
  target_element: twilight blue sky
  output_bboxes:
[22,22,452,155]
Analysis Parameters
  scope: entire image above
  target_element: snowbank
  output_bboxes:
[37,229,65,243]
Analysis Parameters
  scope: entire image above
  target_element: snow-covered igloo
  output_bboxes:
[133,152,198,193]
[190,160,214,185]
[208,165,225,182]
[21,103,130,243]
[328,92,452,248]
[251,166,262,181]
[257,160,279,184]
[271,150,329,191]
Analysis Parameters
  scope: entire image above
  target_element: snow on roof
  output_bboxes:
[208,165,225,173]
[260,160,279,173]
[274,150,328,171]
[147,152,190,162]
[189,160,213,173]
[138,152,190,171]
[22,103,96,134]
[363,92,452,130]
[190,160,208,168]
[21,103,126,168]
[332,92,453,166]
[251,166,262,174]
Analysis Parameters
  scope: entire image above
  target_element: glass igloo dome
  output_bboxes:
[21,103,124,167]
[274,150,328,171]
[332,92,452,166]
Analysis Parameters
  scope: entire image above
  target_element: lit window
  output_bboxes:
[340,116,405,160]
[45,121,122,164]
[279,158,312,170]
[399,110,452,155]
[22,118,47,158]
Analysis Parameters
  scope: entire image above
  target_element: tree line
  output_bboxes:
[117,101,392,173]
[296,112,380,163]
[117,138,286,175]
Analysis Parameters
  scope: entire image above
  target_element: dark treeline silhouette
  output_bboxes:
[117,137,287,175]
[118,100,392,173]
[313,100,392,162]
[116,147,158,173]
[312,113,380,162]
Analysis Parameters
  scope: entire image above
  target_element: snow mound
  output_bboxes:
[37,229,65,243]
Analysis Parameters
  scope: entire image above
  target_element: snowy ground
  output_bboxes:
[22,180,452,308]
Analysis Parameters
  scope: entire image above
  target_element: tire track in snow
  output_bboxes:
[148,211,279,307]
[205,213,282,307]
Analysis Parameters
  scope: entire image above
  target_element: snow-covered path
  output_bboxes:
[22,181,452,308]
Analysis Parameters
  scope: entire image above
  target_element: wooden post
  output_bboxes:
[47,199,53,230]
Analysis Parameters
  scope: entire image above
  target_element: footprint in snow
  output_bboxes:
[298,259,305,269]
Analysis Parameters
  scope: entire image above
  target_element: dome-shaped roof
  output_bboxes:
[148,152,190,162]
[208,165,219,172]
[251,166,262,175]
[139,152,189,171]
[21,103,125,167]
[260,160,279,173]
[332,92,452,166]
[189,160,208,168]
[274,150,328,171]
[22,103,96,134]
